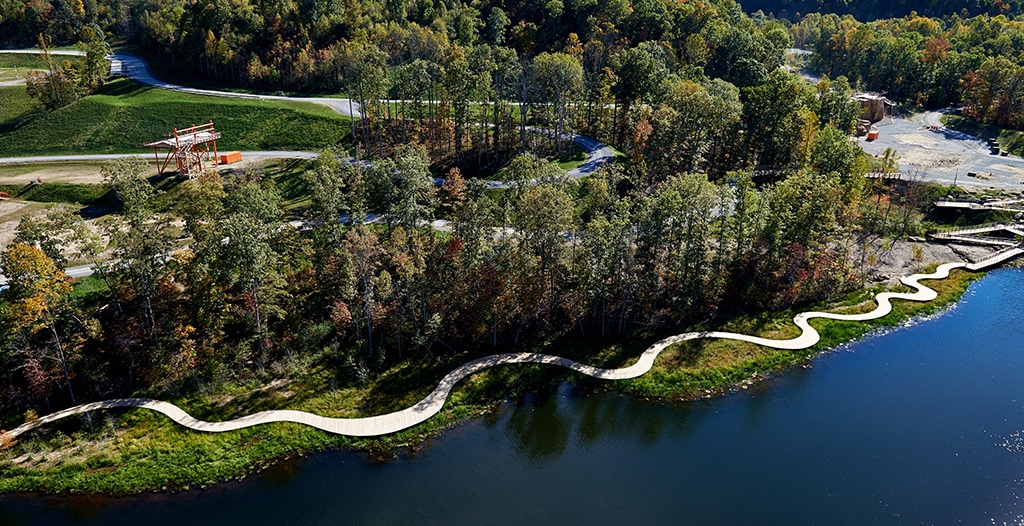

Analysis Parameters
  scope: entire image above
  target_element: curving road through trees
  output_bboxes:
[0,50,616,182]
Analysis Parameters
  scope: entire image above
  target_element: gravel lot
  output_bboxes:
[859,111,1024,190]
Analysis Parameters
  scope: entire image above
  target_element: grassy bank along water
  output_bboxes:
[622,265,981,399]
[0,264,980,495]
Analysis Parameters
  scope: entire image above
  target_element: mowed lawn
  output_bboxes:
[0,53,84,82]
[0,78,353,157]
[0,53,79,70]
[0,86,35,124]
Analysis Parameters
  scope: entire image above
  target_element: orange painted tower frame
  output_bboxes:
[143,121,221,178]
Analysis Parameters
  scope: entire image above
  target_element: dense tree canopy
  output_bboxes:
[0,0,976,432]
[741,0,1024,21]
[793,11,1024,130]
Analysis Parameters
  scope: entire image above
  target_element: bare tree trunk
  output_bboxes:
[364,283,374,355]
[46,309,75,404]
[348,96,357,159]
[252,286,264,357]
[520,103,528,155]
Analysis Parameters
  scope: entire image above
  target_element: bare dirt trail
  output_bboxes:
[0,162,108,185]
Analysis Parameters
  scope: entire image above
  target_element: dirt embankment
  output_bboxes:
[0,163,107,185]
[853,238,996,285]
[0,201,33,249]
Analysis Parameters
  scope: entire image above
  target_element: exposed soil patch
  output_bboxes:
[852,239,990,286]
[0,200,33,248]
[893,133,942,148]
[898,149,966,169]
[0,202,113,260]
[0,163,106,185]
[987,164,1024,179]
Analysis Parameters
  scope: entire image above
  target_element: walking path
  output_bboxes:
[934,199,1024,213]
[5,262,966,440]
[0,51,991,440]
[928,221,1024,268]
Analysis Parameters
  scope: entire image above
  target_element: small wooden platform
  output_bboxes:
[143,121,221,178]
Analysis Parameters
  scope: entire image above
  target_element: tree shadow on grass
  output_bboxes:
[361,357,465,414]
[77,186,123,218]
[0,110,39,137]
[94,79,151,98]
[184,382,320,423]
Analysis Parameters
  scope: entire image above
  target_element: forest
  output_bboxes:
[795,12,1024,130]
[742,0,1023,21]
[0,119,919,419]
[0,0,1009,426]
[4,0,1024,140]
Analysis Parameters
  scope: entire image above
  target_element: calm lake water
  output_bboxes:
[3,269,1024,525]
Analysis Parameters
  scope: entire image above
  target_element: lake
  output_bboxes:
[3,268,1024,524]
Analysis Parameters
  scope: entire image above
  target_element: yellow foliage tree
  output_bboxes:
[1,243,75,402]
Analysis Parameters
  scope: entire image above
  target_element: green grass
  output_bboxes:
[0,79,353,157]
[0,182,110,205]
[0,264,981,495]
[943,114,1024,157]
[554,145,586,170]
[609,145,629,163]
[0,68,25,82]
[67,274,111,304]
[0,55,86,82]
[0,160,109,179]
[0,86,35,127]
[623,265,981,399]
[0,54,81,70]
[261,158,315,212]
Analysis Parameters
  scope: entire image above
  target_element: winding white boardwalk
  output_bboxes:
[5,262,966,440]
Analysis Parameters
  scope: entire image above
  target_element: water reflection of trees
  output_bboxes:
[501,384,707,465]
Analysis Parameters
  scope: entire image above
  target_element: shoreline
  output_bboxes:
[0,264,986,495]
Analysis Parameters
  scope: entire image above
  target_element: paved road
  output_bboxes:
[0,48,89,86]
[0,151,318,164]
[0,50,614,181]
[109,54,364,118]
[860,110,1024,189]
[5,262,966,439]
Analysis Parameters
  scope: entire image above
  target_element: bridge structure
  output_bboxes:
[933,198,1024,214]
[928,221,1024,270]
[143,121,221,178]
[865,169,904,181]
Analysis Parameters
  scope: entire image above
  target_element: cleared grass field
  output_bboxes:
[0,54,85,82]
[0,86,35,127]
[0,54,78,70]
[0,78,353,157]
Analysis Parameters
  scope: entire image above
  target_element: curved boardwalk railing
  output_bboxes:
[967,246,1024,271]
[6,262,967,440]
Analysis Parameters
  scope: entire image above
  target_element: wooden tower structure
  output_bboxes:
[143,121,221,178]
